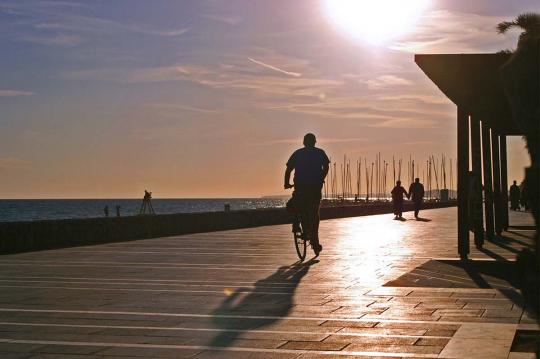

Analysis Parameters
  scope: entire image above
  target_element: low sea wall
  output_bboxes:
[0,201,456,254]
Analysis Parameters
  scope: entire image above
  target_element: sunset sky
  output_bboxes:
[1,0,538,198]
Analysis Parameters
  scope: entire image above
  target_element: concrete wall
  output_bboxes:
[0,201,456,254]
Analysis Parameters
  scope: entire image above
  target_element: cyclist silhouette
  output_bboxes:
[284,133,330,255]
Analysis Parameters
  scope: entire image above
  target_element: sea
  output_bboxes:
[0,198,287,223]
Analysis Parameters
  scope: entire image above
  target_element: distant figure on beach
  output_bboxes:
[510,180,520,211]
[391,180,408,220]
[116,205,121,217]
[139,190,155,215]
[408,178,425,219]
[284,133,330,256]
[103,205,109,218]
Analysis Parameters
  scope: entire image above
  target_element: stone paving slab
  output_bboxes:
[0,208,537,357]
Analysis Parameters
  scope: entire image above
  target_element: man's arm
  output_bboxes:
[284,166,294,189]
[322,162,329,181]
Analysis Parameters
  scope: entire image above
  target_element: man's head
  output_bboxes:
[513,180,517,185]
[396,180,401,186]
[303,133,316,147]
[415,178,420,183]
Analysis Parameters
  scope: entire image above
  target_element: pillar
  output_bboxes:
[470,117,484,248]
[492,133,503,235]
[457,108,470,259]
[500,135,509,230]
[482,124,495,240]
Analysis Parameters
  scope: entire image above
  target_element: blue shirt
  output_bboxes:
[286,147,330,186]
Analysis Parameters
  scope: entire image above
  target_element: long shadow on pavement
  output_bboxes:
[209,258,318,348]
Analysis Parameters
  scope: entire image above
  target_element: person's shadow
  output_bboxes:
[415,217,432,222]
[209,259,318,347]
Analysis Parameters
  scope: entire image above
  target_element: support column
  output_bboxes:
[500,136,509,230]
[470,117,484,248]
[457,107,470,259]
[492,133,503,235]
[482,124,495,240]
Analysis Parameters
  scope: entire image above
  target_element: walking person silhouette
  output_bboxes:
[391,180,408,220]
[408,177,425,219]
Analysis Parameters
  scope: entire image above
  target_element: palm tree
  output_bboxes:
[497,12,539,163]
[497,13,540,48]
[498,12,540,323]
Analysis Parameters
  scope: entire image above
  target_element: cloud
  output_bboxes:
[0,157,31,169]
[2,2,190,40]
[392,10,518,53]
[20,34,82,47]
[364,75,413,90]
[256,137,367,146]
[144,103,220,115]
[203,13,242,26]
[247,57,302,77]
[0,90,34,97]
[370,118,436,128]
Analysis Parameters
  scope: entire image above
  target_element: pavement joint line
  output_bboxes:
[0,338,440,357]
[0,276,361,287]
[0,260,297,267]
[0,283,515,300]
[0,284,336,295]
[0,278,509,291]
[0,263,327,270]
[0,279,339,289]
[0,308,496,325]
[0,322,453,339]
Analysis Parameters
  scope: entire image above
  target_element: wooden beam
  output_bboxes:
[470,116,484,248]
[457,107,470,259]
[482,123,495,240]
[492,133,502,235]
[500,136,509,230]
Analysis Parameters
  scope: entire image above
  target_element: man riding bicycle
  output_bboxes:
[284,133,330,256]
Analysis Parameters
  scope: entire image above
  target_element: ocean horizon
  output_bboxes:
[0,198,287,223]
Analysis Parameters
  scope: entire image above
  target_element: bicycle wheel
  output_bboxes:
[293,219,306,261]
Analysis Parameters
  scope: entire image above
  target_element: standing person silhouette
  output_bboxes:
[509,180,520,211]
[391,180,408,220]
[408,178,425,219]
[284,133,330,256]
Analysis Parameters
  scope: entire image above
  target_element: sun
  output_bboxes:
[322,0,430,45]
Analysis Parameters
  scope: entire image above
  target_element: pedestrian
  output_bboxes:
[408,178,425,219]
[116,205,121,217]
[391,180,408,220]
[509,180,520,211]
[104,205,109,218]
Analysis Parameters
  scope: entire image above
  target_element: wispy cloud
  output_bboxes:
[247,57,302,77]
[2,2,190,41]
[256,137,367,146]
[144,103,221,115]
[0,90,34,97]
[364,75,412,90]
[203,13,242,26]
[20,34,82,47]
[392,10,517,53]
[0,157,31,169]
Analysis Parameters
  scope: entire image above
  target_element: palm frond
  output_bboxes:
[514,12,540,33]
[497,21,515,34]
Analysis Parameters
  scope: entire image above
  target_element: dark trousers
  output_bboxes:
[393,200,403,217]
[293,184,322,245]
[413,199,423,217]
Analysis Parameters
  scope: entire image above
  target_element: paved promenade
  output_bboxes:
[0,207,537,358]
